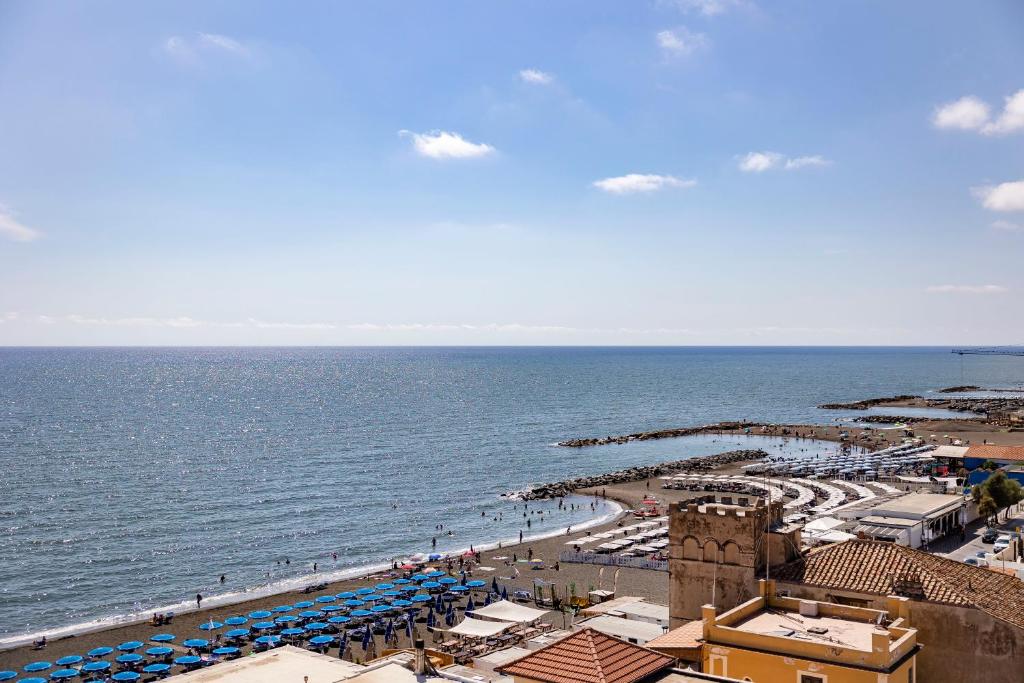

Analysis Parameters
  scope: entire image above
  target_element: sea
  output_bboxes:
[1,346,1021,641]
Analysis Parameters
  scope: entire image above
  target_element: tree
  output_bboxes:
[977,493,998,526]
[972,470,1024,522]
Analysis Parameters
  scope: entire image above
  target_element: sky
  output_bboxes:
[1,1,1022,346]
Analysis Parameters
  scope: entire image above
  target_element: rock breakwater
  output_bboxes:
[557,421,757,448]
[505,448,766,501]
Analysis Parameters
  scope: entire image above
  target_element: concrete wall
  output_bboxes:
[703,643,916,683]
[776,582,1024,683]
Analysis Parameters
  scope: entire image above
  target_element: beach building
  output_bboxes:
[667,497,802,627]
[160,645,379,682]
[578,596,670,627]
[832,492,967,547]
[773,539,1024,683]
[496,628,675,683]
[699,579,919,683]
[573,614,666,645]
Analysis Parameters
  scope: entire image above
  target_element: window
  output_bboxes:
[798,673,825,683]
[708,654,727,677]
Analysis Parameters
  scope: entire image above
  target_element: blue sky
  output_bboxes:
[1,1,1022,345]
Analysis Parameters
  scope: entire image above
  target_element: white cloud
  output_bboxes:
[738,151,830,173]
[398,130,495,159]
[591,173,697,194]
[992,219,1023,232]
[664,0,744,16]
[519,69,553,85]
[973,180,1024,212]
[656,27,708,57]
[67,314,204,327]
[247,318,337,330]
[932,90,1024,135]
[347,322,578,333]
[0,205,41,242]
[925,285,1007,294]
[162,32,251,65]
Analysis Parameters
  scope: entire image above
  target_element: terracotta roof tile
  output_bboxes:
[774,539,1024,630]
[965,444,1024,462]
[646,620,704,651]
[497,628,675,683]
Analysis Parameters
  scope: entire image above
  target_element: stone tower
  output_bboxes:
[668,496,801,627]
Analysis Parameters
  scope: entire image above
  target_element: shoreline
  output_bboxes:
[0,495,624,653]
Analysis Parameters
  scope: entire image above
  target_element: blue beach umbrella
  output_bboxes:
[181,639,208,649]
[48,670,79,680]
[111,673,140,682]
[86,648,113,658]
[360,628,371,651]
[149,633,175,643]
[501,586,508,601]
[328,616,351,626]
[18,679,47,683]
[275,615,298,624]
[254,635,280,646]
[0,672,14,681]
[421,581,441,590]
[434,594,444,612]
[370,605,390,614]
[465,597,475,613]
[466,580,485,588]
[361,595,382,603]
[399,585,419,594]
[224,628,249,638]
[197,621,222,631]
[410,594,431,603]
[392,578,411,585]
[252,621,276,630]
[80,662,110,673]
[410,574,429,582]
[335,592,356,599]
[172,656,201,667]
[343,599,365,608]
[449,586,467,594]
[212,647,238,656]
[23,663,52,673]
[484,592,492,607]
[298,610,323,619]
[375,583,394,591]
[350,609,372,618]
[115,653,143,664]
[54,657,82,667]
[224,616,247,626]
[248,610,272,619]
[391,599,412,608]
[293,600,315,609]
[426,610,435,629]
[491,577,498,593]
[355,588,373,596]
[382,590,402,598]
[142,664,170,674]
[426,571,445,578]
[117,642,143,652]
[321,605,345,613]
[384,620,393,643]
[305,622,329,631]
[271,605,293,613]
[280,628,305,637]
[438,577,457,585]
[444,607,454,627]
[404,616,413,639]
[309,635,333,646]
[315,595,336,604]
[145,647,172,657]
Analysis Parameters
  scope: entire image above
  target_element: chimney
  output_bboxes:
[413,639,426,675]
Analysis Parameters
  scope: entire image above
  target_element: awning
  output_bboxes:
[448,617,512,638]
[470,600,547,624]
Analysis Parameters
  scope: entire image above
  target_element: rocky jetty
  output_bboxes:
[557,421,757,448]
[858,414,984,425]
[505,448,766,501]
[818,395,919,410]
[938,385,981,393]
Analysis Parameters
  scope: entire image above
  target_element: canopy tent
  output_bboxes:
[469,600,547,624]
[447,617,511,638]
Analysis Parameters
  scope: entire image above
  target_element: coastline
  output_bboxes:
[0,494,624,654]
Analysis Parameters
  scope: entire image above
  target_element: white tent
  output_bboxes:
[470,600,548,624]
[448,617,512,638]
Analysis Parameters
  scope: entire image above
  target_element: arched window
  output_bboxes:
[723,541,740,565]
[702,539,719,562]
[682,536,700,560]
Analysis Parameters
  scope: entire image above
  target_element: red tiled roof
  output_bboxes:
[646,620,704,651]
[773,539,1024,630]
[965,444,1024,462]
[497,628,674,683]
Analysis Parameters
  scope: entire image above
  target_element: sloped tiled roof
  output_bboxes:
[965,444,1024,462]
[646,620,704,651]
[774,539,1024,630]
[497,628,674,683]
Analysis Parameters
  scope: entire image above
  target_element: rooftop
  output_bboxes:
[965,444,1024,462]
[773,539,1024,630]
[575,615,667,643]
[497,628,674,683]
[166,646,366,683]
[730,608,879,653]
[645,621,704,652]
[869,492,963,517]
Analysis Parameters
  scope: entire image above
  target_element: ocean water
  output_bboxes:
[1,346,1021,640]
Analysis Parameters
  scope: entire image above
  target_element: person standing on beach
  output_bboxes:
[220,574,225,584]
[196,593,202,608]
[519,530,523,543]
[432,537,436,548]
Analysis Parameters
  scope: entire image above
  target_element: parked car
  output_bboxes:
[993,534,1011,553]
[981,529,998,543]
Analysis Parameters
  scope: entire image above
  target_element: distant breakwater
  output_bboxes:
[556,421,758,448]
[506,448,766,501]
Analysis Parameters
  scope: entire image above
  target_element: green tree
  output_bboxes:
[977,493,998,526]
[973,471,1024,522]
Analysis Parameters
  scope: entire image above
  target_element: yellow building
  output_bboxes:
[701,580,920,683]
